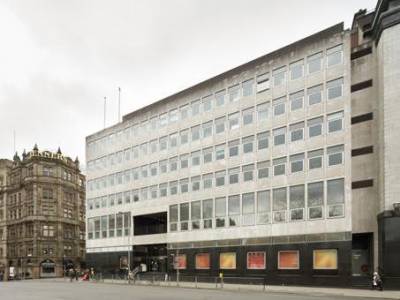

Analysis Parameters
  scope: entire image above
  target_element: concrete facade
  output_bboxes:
[85,0,400,287]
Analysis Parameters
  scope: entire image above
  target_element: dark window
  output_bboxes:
[351,47,372,60]
[352,146,373,156]
[351,79,373,92]
[352,179,373,189]
[351,112,373,125]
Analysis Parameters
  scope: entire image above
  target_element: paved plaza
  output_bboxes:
[0,280,399,300]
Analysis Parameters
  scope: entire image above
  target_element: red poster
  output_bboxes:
[247,252,266,269]
[174,254,187,269]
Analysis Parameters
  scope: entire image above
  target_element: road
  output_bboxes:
[0,280,384,300]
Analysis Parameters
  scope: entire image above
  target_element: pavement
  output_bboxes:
[0,278,397,300]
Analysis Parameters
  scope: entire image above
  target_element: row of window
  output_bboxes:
[87,144,345,210]
[88,75,344,165]
[87,111,345,190]
[173,248,339,271]
[87,212,131,239]
[88,43,344,157]
[167,178,344,232]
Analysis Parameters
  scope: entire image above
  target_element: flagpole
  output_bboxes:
[118,87,121,123]
[104,96,107,129]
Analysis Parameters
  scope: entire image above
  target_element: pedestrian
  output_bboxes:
[69,268,74,282]
[90,267,95,281]
[75,268,79,281]
[372,271,383,291]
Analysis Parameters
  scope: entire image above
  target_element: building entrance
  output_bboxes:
[133,244,167,273]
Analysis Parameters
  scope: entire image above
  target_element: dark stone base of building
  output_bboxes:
[87,241,356,287]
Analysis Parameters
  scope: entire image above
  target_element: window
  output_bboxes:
[180,154,189,169]
[242,135,254,153]
[191,176,201,192]
[327,178,345,217]
[290,153,304,173]
[191,151,201,166]
[257,190,271,224]
[191,201,201,230]
[256,73,270,93]
[308,84,323,105]
[150,185,158,199]
[141,165,148,178]
[228,167,240,184]
[159,136,168,151]
[273,127,286,146]
[327,78,344,100]
[180,104,190,120]
[203,147,213,164]
[308,181,324,219]
[215,116,226,134]
[273,97,286,116]
[229,112,240,130]
[180,203,189,231]
[160,183,168,197]
[308,117,323,137]
[215,170,226,187]
[328,111,344,133]
[308,149,323,169]
[220,252,236,269]
[242,164,254,182]
[191,125,201,141]
[150,116,158,130]
[169,205,178,232]
[215,90,225,107]
[290,90,304,111]
[215,144,225,160]
[228,195,240,226]
[132,190,139,202]
[307,52,322,74]
[150,163,158,177]
[273,157,286,176]
[273,66,286,86]
[108,215,115,237]
[159,113,168,127]
[215,197,226,227]
[196,253,211,269]
[180,129,189,145]
[257,102,269,121]
[273,188,287,223]
[228,84,240,102]
[169,156,178,171]
[257,131,269,150]
[169,132,178,148]
[242,107,254,126]
[228,139,239,157]
[242,193,255,226]
[169,181,178,195]
[169,109,178,123]
[180,178,189,194]
[290,122,304,142]
[327,44,343,67]
[150,139,158,153]
[242,78,254,97]
[289,185,305,221]
[141,188,148,201]
[203,199,213,229]
[202,95,213,112]
[203,173,213,189]
[278,251,299,269]
[202,121,213,138]
[313,249,338,270]
[191,100,200,116]
[327,145,344,166]
[247,251,266,270]
[160,159,168,174]
[290,59,303,80]
[257,161,270,179]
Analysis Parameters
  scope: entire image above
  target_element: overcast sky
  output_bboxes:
[0,0,376,168]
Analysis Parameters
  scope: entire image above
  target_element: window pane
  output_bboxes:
[327,178,344,205]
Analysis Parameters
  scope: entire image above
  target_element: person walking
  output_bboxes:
[372,271,383,291]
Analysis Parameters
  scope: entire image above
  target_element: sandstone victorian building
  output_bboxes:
[85,0,400,288]
[0,146,85,279]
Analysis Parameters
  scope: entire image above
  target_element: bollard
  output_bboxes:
[195,276,197,288]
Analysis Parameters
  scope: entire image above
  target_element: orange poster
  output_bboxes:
[219,252,236,269]
[195,253,210,269]
[278,250,299,269]
[247,252,266,269]
[313,249,338,270]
